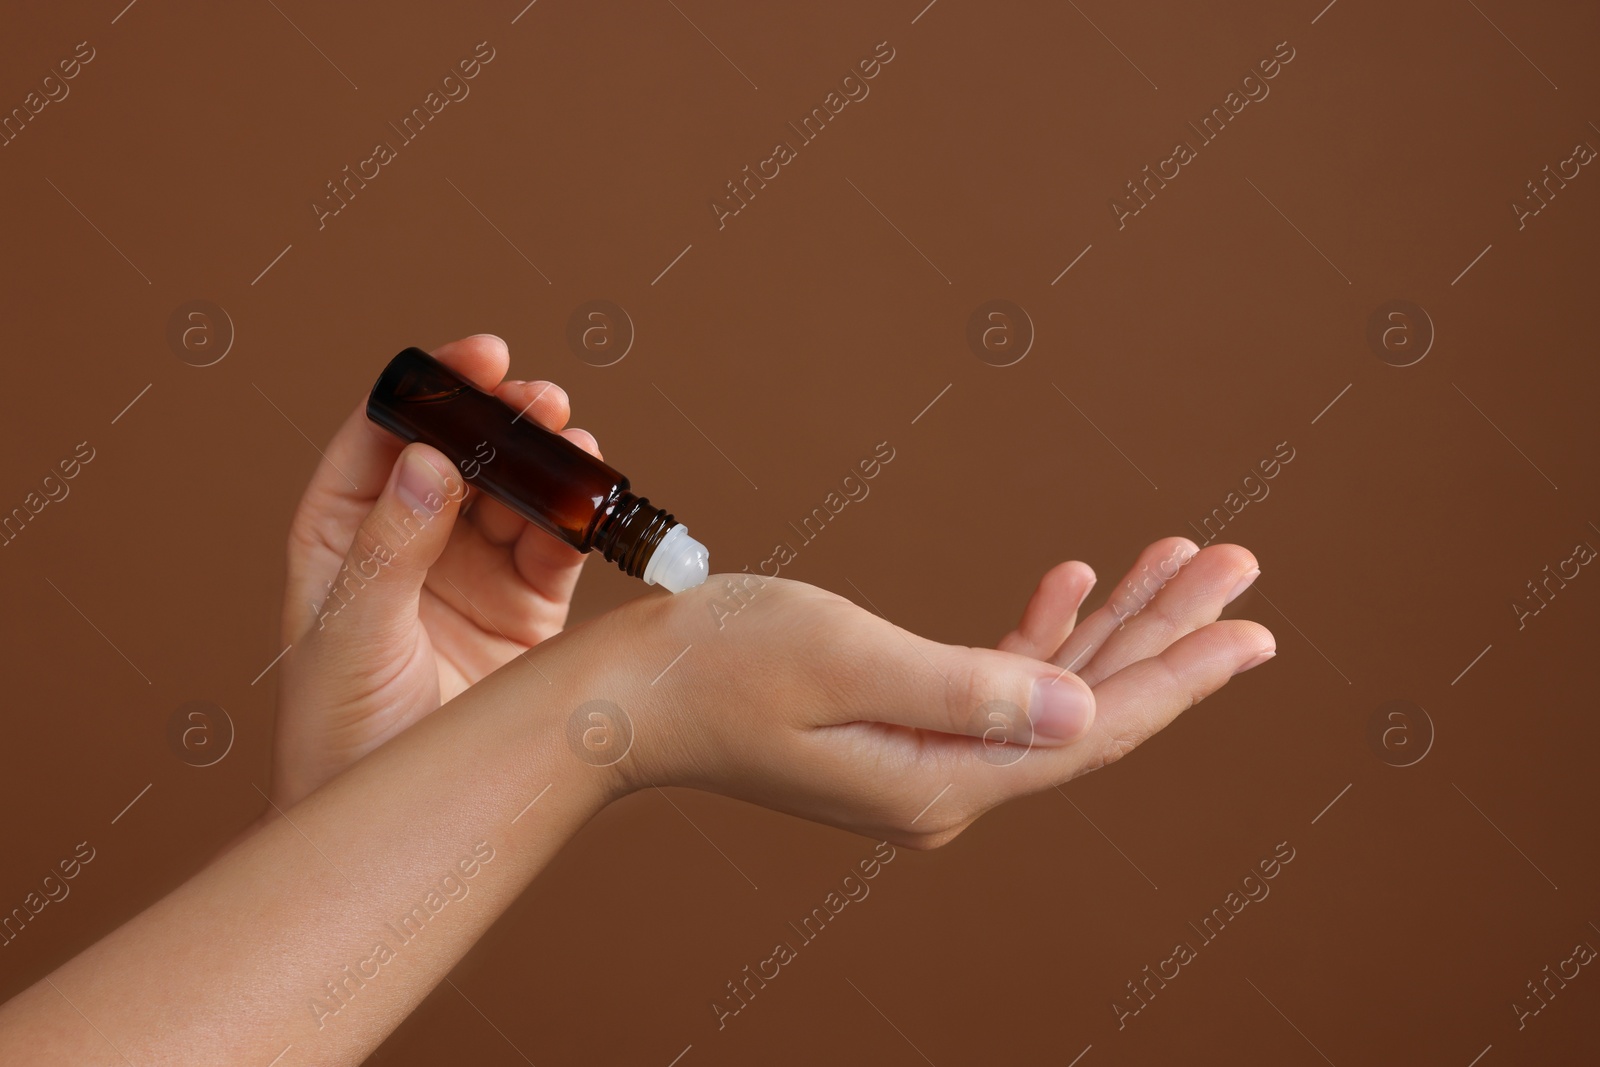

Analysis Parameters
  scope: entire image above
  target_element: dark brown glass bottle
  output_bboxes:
[367,347,709,592]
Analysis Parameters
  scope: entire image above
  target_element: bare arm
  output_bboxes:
[0,332,1272,1062]
[0,542,1272,1064]
[0,643,612,1065]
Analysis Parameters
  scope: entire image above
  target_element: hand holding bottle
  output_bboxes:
[270,334,602,808]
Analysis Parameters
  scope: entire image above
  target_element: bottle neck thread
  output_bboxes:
[593,492,677,578]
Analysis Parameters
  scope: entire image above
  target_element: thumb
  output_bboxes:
[839,625,1096,751]
[310,443,465,638]
[930,643,1097,751]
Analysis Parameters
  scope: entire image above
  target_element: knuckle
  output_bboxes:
[1080,730,1145,775]
[1166,653,1215,711]
[1104,729,1151,767]
[346,514,405,577]
[1142,599,1187,642]
[947,658,993,738]
[286,509,350,569]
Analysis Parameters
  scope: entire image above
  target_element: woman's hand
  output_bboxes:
[270,334,603,807]
[568,537,1271,847]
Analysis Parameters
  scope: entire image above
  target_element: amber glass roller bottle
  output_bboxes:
[367,347,709,592]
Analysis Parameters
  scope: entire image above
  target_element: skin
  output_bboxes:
[272,334,602,809]
[0,335,1274,1062]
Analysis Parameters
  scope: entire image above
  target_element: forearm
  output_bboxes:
[0,649,614,1065]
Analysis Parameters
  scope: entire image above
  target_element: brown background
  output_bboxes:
[2,0,1597,1063]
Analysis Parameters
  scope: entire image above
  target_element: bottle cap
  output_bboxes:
[642,524,710,593]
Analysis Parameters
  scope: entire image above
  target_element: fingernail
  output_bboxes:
[1030,676,1093,743]
[395,449,445,514]
[1074,570,1097,612]
[1225,567,1261,605]
[1232,648,1276,676]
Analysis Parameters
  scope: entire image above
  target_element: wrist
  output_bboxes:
[489,635,638,817]
[539,589,716,798]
